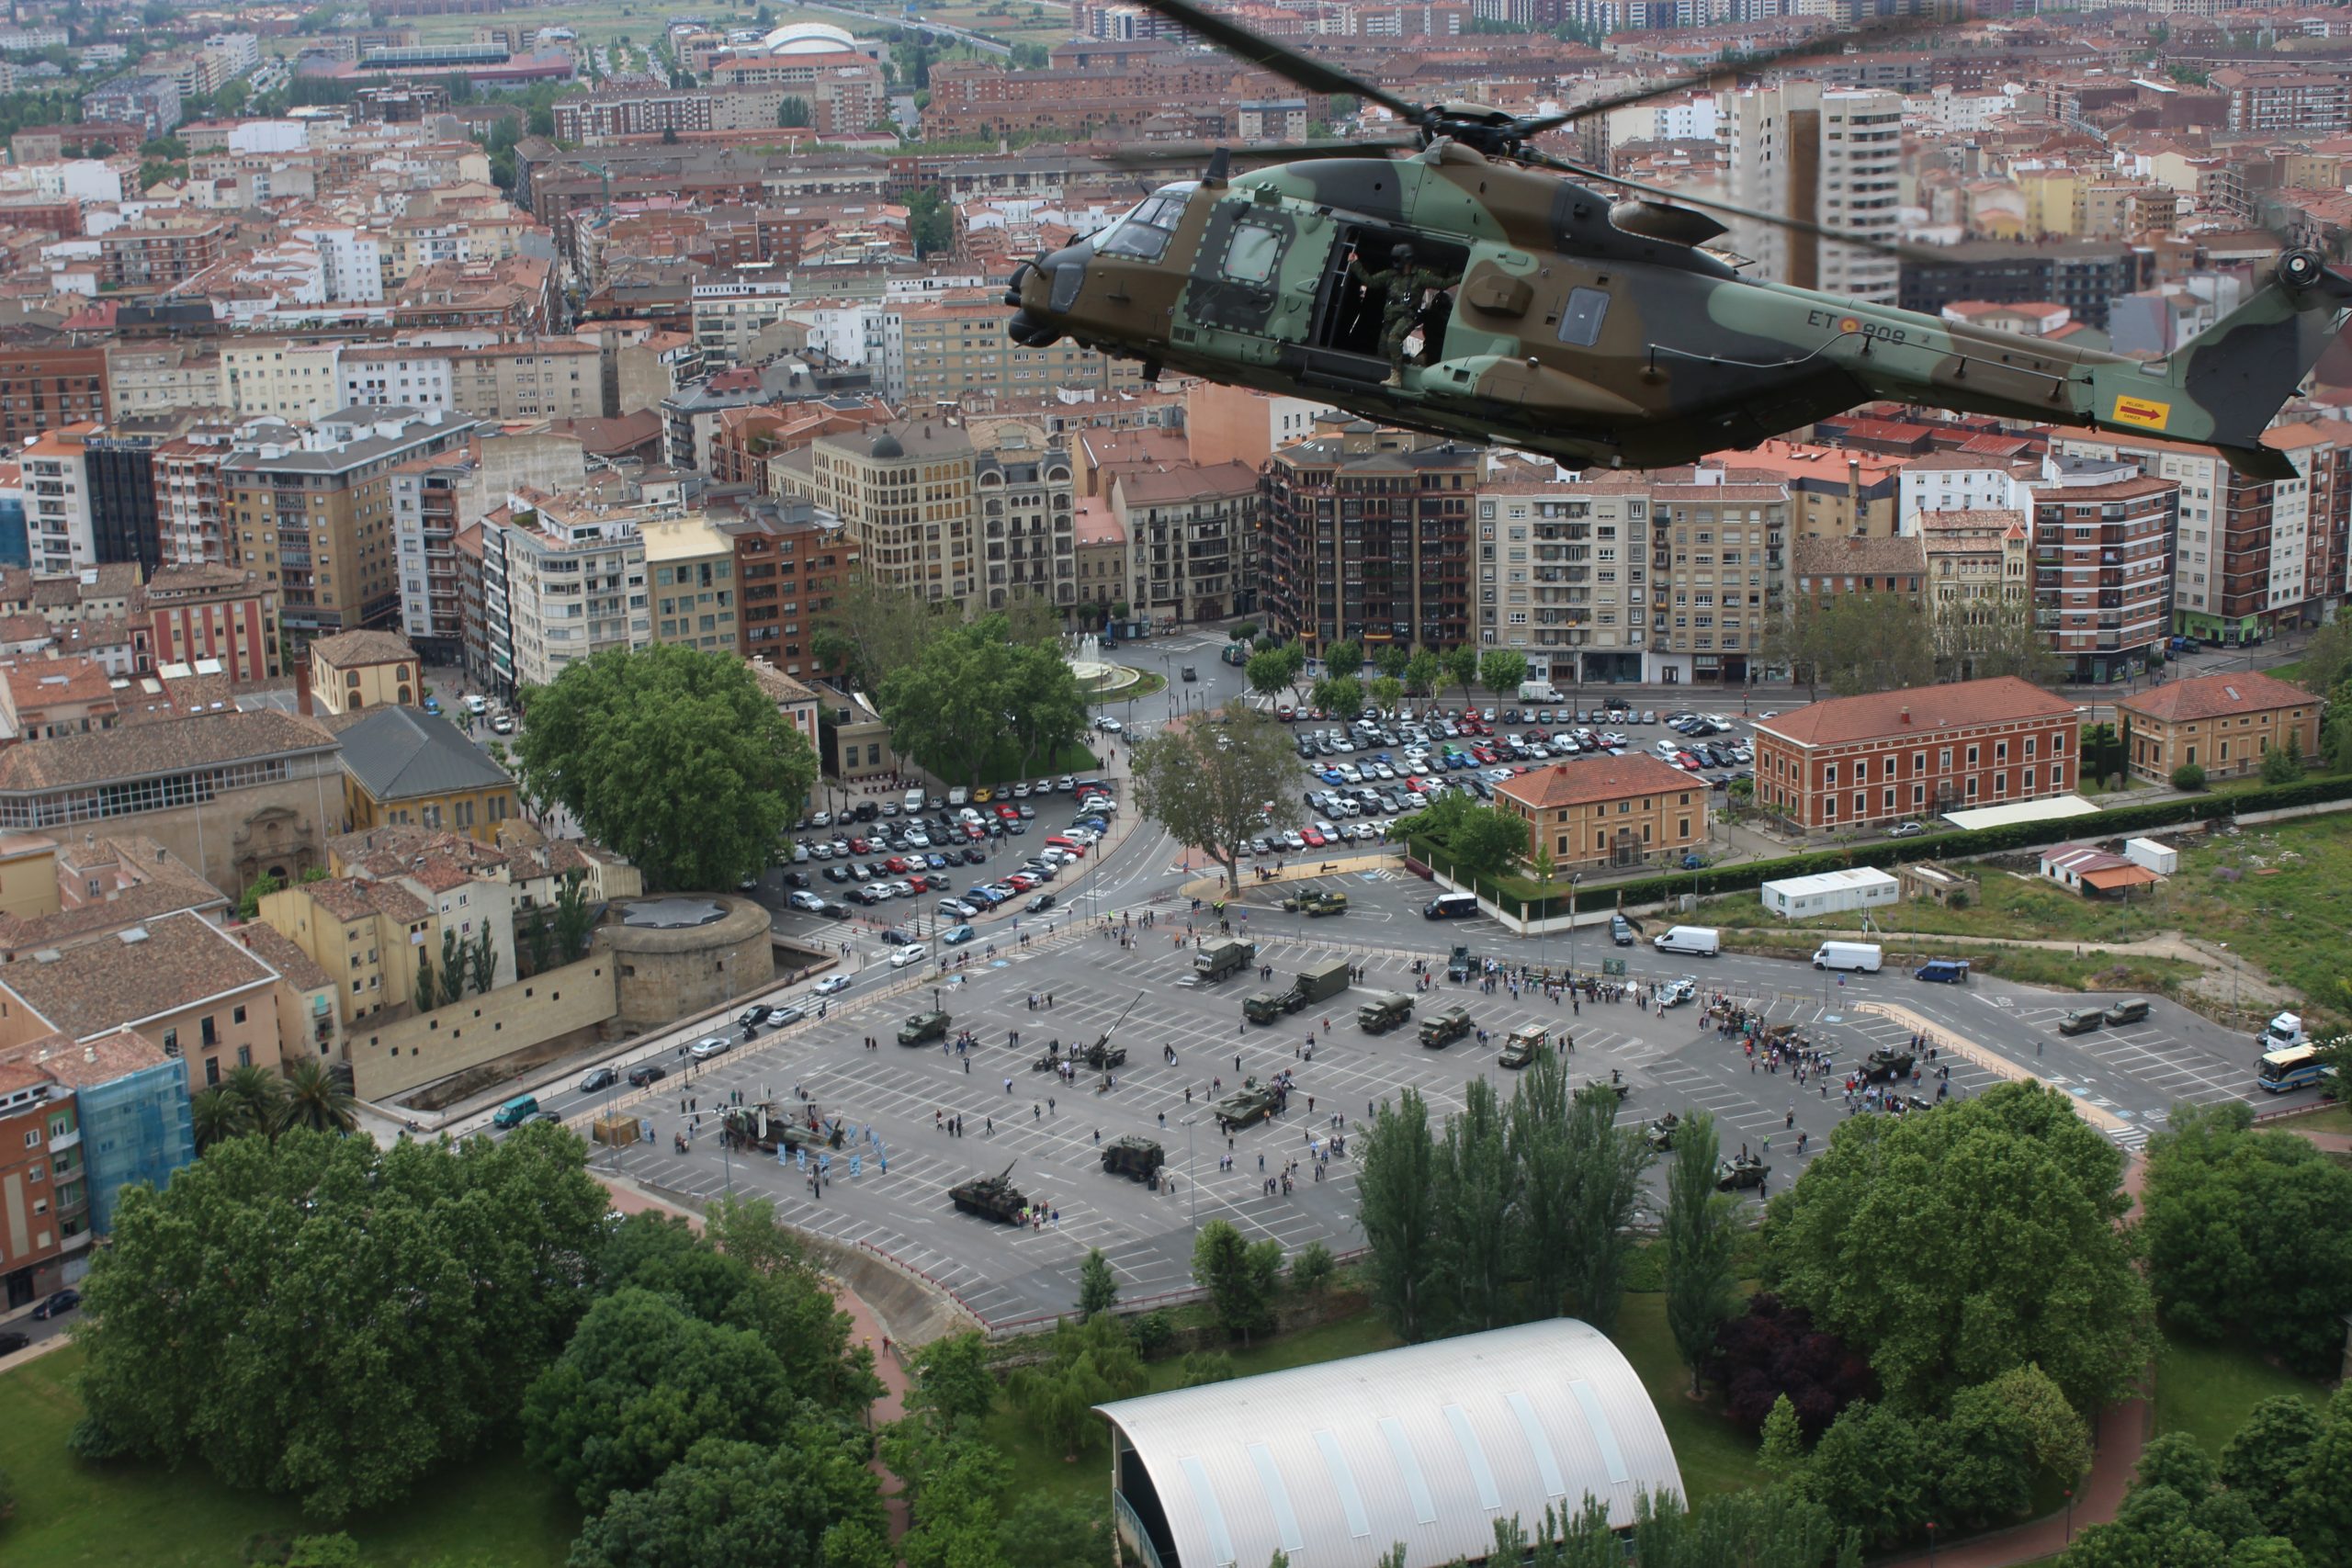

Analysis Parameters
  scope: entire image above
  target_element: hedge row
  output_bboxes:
[1406,774,2352,921]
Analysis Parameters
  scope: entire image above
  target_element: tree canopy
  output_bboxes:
[1760,1080,2152,1416]
[74,1125,610,1517]
[514,644,816,891]
[568,1431,889,1568]
[874,614,1086,787]
[1132,702,1299,893]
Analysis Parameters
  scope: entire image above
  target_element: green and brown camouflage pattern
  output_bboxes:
[1009,141,2351,480]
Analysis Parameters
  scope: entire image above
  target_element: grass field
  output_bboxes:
[2267,1101,2352,1135]
[1611,1293,1769,1498]
[0,1347,579,1568]
[2151,1327,2329,1457]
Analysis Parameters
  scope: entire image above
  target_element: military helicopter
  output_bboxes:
[1005,0,2351,479]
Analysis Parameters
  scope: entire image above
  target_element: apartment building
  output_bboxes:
[256,875,435,1026]
[1107,461,1256,625]
[2030,458,2178,683]
[973,428,1077,615]
[0,336,108,453]
[0,1059,77,1304]
[797,423,979,605]
[141,561,280,684]
[220,407,483,647]
[489,483,652,694]
[888,294,1143,405]
[151,430,236,567]
[19,426,95,576]
[1916,508,2030,615]
[1724,83,1903,304]
[106,344,225,417]
[1754,677,2081,831]
[1261,432,1476,653]
[721,501,858,675]
[0,1027,190,1249]
[1789,535,1928,612]
[97,215,229,292]
[221,342,345,422]
[1494,753,1708,873]
[1649,480,1787,687]
[642,513,740,656]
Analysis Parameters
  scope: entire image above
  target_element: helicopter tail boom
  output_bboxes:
[2079,250,2349,479]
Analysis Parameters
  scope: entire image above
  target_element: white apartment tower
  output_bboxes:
[1724,83,1904,305]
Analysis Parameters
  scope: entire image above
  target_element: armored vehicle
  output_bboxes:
[1101,1134,1165,1181]
[951,1162,1028,1222]
[1242,989,1289,1025]
[1592,1067,1631,1100]
[1643,1112,1680,1151]
[721,1103,825,1155]
[1716,1153,1770,1191]
[1860,1044,1916,1084]
[1281,889,1349,917]
[1418,1006,1473,1048]
[1213,1076,1283,1133]
[1195,938,1258,982]
[1447,944,1476,982]
[1498,1022,1546,1068]
[1357,990,1415,1034]
[897,1010,951,1046]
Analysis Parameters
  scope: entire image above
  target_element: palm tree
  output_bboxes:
[277,1058,357,1136]
[220,1063,287,1138]
[189,1087,243,1153]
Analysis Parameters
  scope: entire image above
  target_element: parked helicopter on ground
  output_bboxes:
[1006,0,2350,479]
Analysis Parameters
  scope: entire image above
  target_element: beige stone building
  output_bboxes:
[2118,671,2323,784]
[797,422,979,604]
[889,294,1141,405]
[1493,754,1709,873]
[642,514,741,656]
[256,875,435,1027]
[309,628,424,715]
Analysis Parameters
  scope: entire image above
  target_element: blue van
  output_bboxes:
[492,1094,541,1129]
[1913,960,1971,984]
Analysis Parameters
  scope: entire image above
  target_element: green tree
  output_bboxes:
[1430,1076,1515,1332]
[1442,643,1481,706]
[1446,804,1529,882]
[1132,701,1299,895]
[1766,591,1937,700]
[1290,1239,1335,1298]
[468,926,499,995]
[1309,673,1362,718]
[514,645,816,891]
[1372,643,1410,680]
[221,1063,287,1137]
[1505,1048,1577,1320]
[2140,1102,2352,1375]
[1801,1401,1932,1547]
[811,573,942,688]
[907,1331,998,1429]
[1356,1088,1442,1339]
[907,186,952,257]
[2220,1397,2326,1538]
[74,1126,608,1517]
[1762,1080,2152,1416]
[1933,1378,2041,1527]
[1662,1108,1738,1394]
[568,1430,888,1568]
[236,872,283,920]
[188,1088,242,1152]
[413,950,436,1014]
[2289,1384,2352,1562]
[553,871,595,964]
[1077,1247,1118,1319]
[1566,1082,1653,1334]
[1934,595,2065,687]
[1369,674,1403,716]
[437,928,467,1008]
[1478,648,1529,705]
[777,93,812,127]
[2293,615,2352,697]
[876,615,1081,787]
[277,1058,356,1136]
[521,1287,799,1511]
[995,1496,1111,1568]
[1984,1362,2092,1493]
[1323,639,1363,682]
[521,909,554,976]
[1758,1393,1807,1479]
[1007,1313,1145,1458]
[1245,647,1295,701]
[1190,1219,1282,1346]
[1403,646,1441,701]
[2174,762,2208,791]
[2261,736,2302,784]
[285,1535,364,1568]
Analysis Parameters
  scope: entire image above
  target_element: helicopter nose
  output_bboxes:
[1005,242,1091,347]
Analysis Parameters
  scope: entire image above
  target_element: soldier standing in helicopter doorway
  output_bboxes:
[1351,243,1460,388]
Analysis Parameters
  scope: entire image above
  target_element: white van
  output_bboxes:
[947,786,969,807]
[462,694,488,716]
[902,788,926,812]
[1652,925,1721,956]
[1812,941,1883,974]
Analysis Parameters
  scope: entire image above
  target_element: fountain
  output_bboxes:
[1064,630,1137,693]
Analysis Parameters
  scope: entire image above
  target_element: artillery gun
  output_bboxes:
[951,1161,1028,1223]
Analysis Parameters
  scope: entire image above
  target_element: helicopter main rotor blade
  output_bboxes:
[1516,12,1953,139]
[1117,0,1425,125]
[1090,136,1419,167]
[1537,152,1939,265]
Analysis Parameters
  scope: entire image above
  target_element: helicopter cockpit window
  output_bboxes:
[1221,220,1286,284]
[1097,186,1193,262]
[1557,287,1611,347]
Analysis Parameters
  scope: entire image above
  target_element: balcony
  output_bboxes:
[48,1125,79,1152]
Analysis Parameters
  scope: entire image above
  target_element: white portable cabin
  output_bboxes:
[1759,866,1900,919]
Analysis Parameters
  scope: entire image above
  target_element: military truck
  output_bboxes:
[1100,1134,1164,1181]
[1212,1077,1283,1133]
[1357,990,1415,1034]
[1447,944,1476,982]
[1243,956,1351,1022]
[1643,1112,1681,1151]
[1418,1006,1474,1048]
[951,1162,1028,1222]
[1498,1022,1546,1068]
[721,1102,820,1155]
[1860,1044,1917,1084]
[1194,937,1258,983]
[1716,1154,1770,1192]
[896,1010,950,1046]
[1280,889,1349,917]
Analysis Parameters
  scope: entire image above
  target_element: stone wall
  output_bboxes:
[600,896,775,1031]
[346,954,616,1100]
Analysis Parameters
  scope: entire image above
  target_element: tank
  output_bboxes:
[1644,1112,1681,1151]
[1860,1045,1917,1084]
[1716,1153,1770,1191]
[1100,1134,1164,1180]
[950,1161,1028,1222]
[1212,1076,1283,1133]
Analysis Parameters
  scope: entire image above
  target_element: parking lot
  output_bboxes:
[530,905,2314,1328]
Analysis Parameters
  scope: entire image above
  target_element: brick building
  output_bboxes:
[1260,431,1476,652]
[719,500,858,676]
[2030,457,2177,684]
[1754,676,2081,831]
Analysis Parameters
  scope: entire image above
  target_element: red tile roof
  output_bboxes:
[1496,753,1700,810]
[1756,678,2077,748]
[2119,670,2315,724]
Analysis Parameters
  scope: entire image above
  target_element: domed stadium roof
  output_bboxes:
[760,21,856,53]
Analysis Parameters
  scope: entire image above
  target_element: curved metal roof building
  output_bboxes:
[1096,1318,1682,1568]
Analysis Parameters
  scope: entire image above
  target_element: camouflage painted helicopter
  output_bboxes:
[1005,0,2351,479]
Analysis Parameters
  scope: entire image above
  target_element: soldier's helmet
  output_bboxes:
[1390,243,1413,265]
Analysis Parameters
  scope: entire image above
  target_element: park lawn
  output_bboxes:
[2152,1326,2329,1456]
[0,1345,578,1568]
[1611,1293,1767,1499]
[985,1309,1402,1513]
[2267,1100,2352,1135]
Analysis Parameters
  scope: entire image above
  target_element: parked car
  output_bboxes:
[578,1066,618,1092]
[32,1288,80,1320]
[888,943,930,969]
[627,1062,668,1088]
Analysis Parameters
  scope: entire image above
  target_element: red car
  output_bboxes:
[1676,751,1704,771]
[849,837,871,855]
[995,803,1020,820]
[883,855,910,874]
[1044,836,1089,856]
[1006,872,1040,890]
[1300,828,1326,847]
